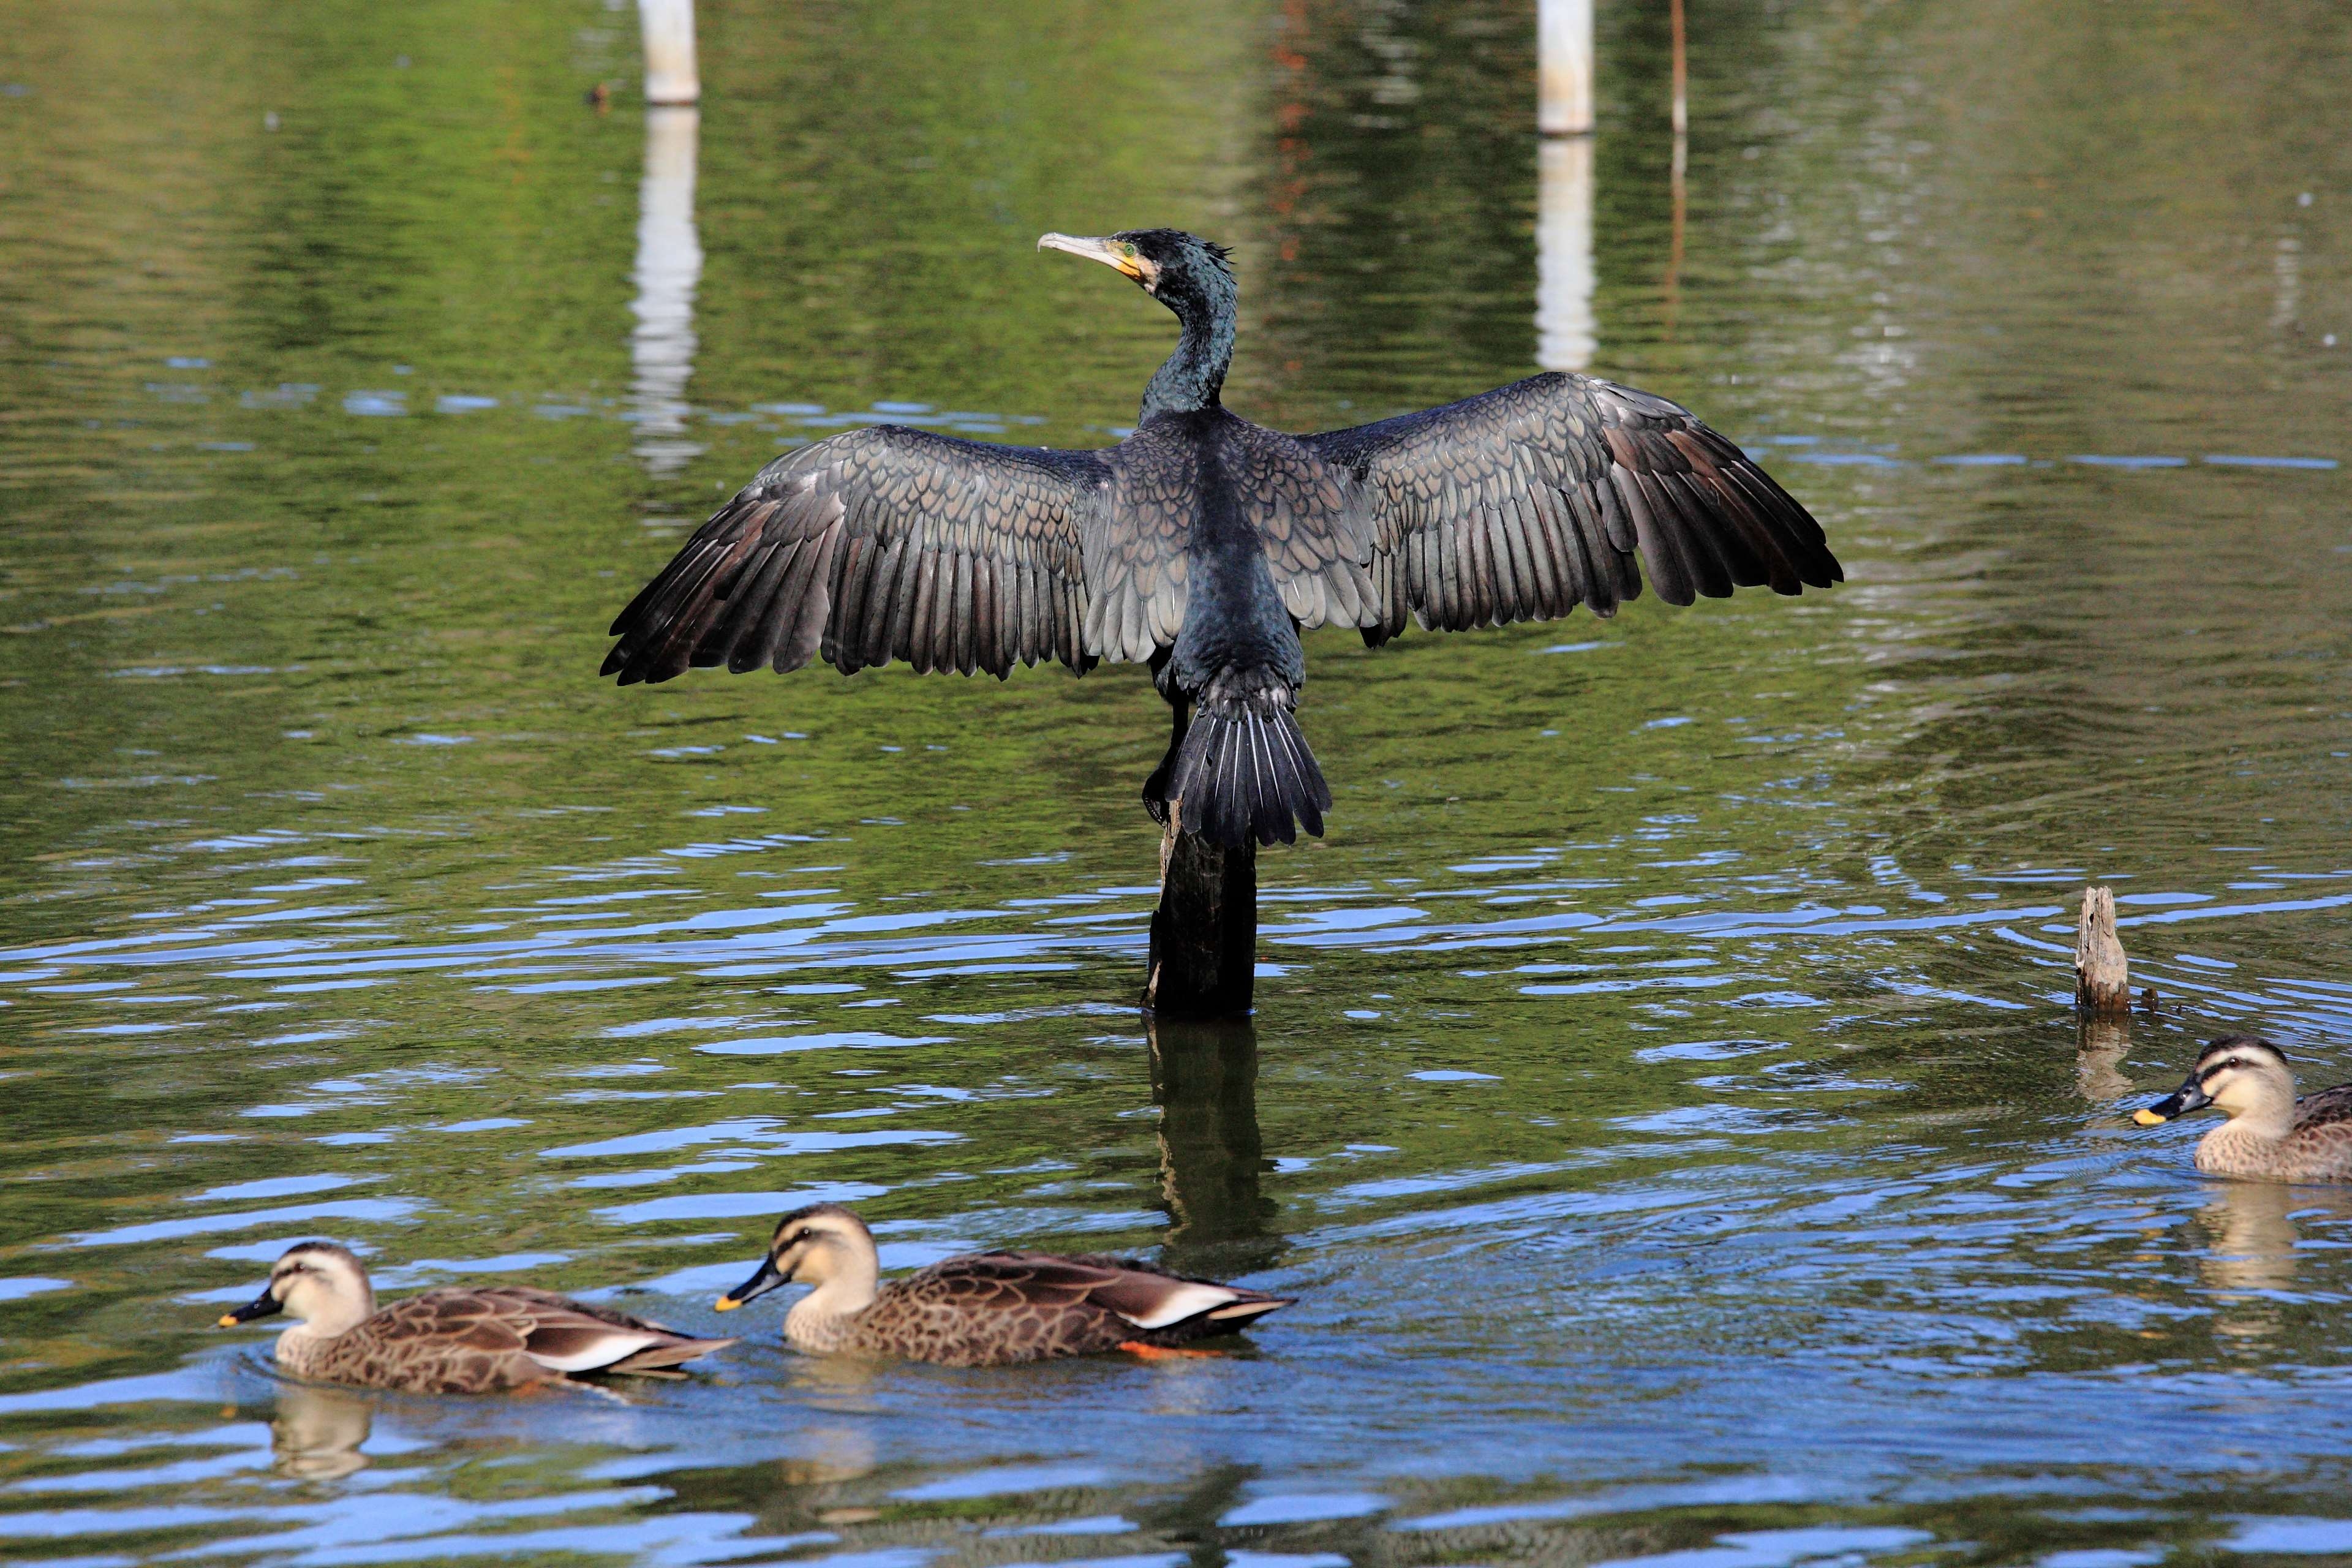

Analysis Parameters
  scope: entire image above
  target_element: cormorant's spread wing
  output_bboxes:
[1302,372,1841,643]
[603,426,1108,684]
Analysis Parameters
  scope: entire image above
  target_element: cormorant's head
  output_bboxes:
[1038,228,1235,318]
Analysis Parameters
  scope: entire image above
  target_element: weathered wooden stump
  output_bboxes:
[2075,885,2131,1016]
[1144,802,1257,1017]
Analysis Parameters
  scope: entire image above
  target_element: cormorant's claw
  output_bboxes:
[1140,773,1174,827]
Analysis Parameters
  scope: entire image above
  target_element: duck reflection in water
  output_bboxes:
[2195,1184,2352,1346]
[270,1382,374,1480]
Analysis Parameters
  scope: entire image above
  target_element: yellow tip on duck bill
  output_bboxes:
[2132,1108,2169,1127]
[1037,232,1144,281]
[712,1296,742,1313]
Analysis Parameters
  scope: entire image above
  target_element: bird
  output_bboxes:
[2133,1036,2352,1182]
[712,1202,1293,1365]
[216,1241,734,1394]
[600,228,1842,849]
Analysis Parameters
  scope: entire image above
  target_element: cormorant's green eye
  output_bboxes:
[1121,243,1137,258]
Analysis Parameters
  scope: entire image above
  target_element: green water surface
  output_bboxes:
[4,1,2352,1564]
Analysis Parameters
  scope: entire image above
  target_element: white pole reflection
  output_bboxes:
[631,104,703,475]
[1535,134,1596,372]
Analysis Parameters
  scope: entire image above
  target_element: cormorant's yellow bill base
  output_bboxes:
[215,1314,239,1328]
[2132,1108,2169,1127]
[712,1297,742,1313]
[1038,232,1152,285]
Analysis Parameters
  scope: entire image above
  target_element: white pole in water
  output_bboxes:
[1535,0,1596,371]
[631,105,703,475]
[639,0,699,107]
[1668,0,1687,137]
[1537,0,1594,137]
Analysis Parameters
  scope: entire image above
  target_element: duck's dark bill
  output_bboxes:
[2133,1076,2212,1128]
[714,1259,783,1313]
[217,1291,282,1327]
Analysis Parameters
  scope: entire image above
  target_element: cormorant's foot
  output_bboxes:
[1118,1341,1223,1360]
[1140,768,1174,826]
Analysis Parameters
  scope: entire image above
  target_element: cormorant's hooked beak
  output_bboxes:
[714,1256,786,1313]
[2133,1071,2213,1127]
[1038,232,1148,284]
[217,1289,284,1329]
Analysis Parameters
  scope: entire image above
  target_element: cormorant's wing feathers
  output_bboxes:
[603,426,1110,684]
[1302,372,1841,641]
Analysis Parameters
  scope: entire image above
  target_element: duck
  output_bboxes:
[2133,1035,2352,1182]
[216,1240,734,1394]
[714,1203,1293,1366]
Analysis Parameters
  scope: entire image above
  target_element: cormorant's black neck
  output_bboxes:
[1140,270,1236,423]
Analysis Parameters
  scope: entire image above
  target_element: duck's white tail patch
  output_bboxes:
[524,1330,667,1373]
[1114,1283,1248,1330]
[1204,1298,1286,1322]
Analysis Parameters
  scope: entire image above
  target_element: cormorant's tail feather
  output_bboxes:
[1166,679,1329,849]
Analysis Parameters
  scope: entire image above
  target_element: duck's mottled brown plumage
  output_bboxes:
[722,1203,1292,1366]
[809,1251,1283,1367]
[279,1285,732,1394]
[221,1242,732,1395]
[2198,1084,2352,1182]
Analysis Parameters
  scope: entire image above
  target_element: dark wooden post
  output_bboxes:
[1143,801,1257,1017]
[2075,886,2131,1016]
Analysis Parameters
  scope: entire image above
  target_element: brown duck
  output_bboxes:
[714,1203,1293,1366]
[2135,1036,2352,1182]
[217,1241,733,1393]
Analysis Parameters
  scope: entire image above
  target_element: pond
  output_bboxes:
[4,0,2352,1562]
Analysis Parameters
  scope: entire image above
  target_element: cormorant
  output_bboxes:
[601,229,1842,848]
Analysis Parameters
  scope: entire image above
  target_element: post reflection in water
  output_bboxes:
[2077,1016,2135,1102]
[631,104,704,477]
[1148,1017,1281,1277]
[269,1382,374,1480]
[1662,132,1687,330]
[1535,135,1596,373]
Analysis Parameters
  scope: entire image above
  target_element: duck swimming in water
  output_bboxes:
[601,228,1841,848]
[217,1241,733,1393]
[714,1202,1292,1365]
[2133,1036,2352,1182]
